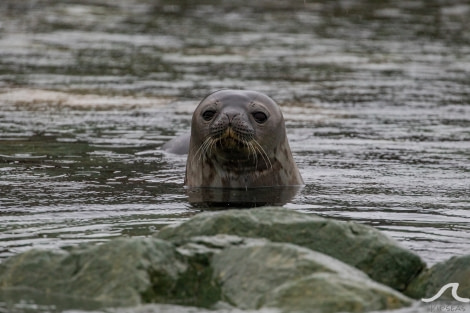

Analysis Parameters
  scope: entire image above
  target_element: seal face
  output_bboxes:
[185,89,303,188]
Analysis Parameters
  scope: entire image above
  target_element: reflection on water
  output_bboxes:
[0,0,469,287]
[186,186,302,209]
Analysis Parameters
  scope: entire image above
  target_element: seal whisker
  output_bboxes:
[207,137,217,159]
[202,137,216,160]
[246,141,259,168]
[191,136,212,166]
[252,139,272,170]
[242,139,257,168]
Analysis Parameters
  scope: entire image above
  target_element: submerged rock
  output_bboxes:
[405,254,470,301]
[157,207,425,291]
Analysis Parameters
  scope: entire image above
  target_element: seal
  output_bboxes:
[184,89,303,188]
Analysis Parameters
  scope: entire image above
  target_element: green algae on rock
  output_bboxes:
[0,238,191,309]
[405,254,470,301]
[0,234,414,313]
[157,207,425,291]
[264,273,410,313]
[210,241,411,312]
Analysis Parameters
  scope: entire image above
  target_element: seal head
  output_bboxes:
[185,90,303,188]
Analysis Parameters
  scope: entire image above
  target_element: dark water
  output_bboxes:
[0,0,470,311]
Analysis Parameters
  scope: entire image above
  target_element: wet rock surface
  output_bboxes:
[405,254,470,301]
[0,238,187,308]
[211,242,410,312]
[0,208,419,313]
[157,207,425,291]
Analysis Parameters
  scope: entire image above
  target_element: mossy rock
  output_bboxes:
[405,254,470,301]
[157,207,424,291]
[210,241,411,312]
[0,209,423,313]
[0,238,214,309]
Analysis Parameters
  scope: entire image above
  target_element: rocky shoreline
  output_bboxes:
[0,207,468,312]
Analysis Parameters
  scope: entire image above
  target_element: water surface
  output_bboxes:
[0,0,469,311]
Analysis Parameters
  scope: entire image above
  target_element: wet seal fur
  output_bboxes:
[185,90,303,188]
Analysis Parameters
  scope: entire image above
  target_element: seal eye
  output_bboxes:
[202,110,216,121]
[252,111,268,124]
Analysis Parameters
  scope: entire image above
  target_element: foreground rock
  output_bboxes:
[157,207,424,291]
[11,207,463,312]
[208,239,410,312]
[0,235,411,313]
[405,254,470,301]
[0,238,192,308]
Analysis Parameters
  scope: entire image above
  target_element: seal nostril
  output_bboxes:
[225,112,240,126]
[225,112,239,120]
